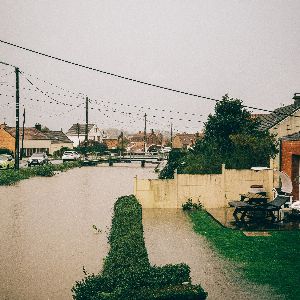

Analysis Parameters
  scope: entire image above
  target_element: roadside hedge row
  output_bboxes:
[72,195,207,300]
[0,161,81,185]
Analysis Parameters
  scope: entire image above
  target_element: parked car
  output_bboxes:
[27,153,49,167]
[62,151,81,162]
[160,147,172,154]
[0,154,15,170]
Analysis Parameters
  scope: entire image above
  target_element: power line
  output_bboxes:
[0,39,277,114]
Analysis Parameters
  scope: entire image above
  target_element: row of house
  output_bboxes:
[0,123,73,156]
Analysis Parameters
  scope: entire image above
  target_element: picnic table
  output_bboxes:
[240,192,268,205]
[230,193,269,223]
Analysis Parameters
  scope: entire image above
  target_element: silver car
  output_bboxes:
[27,153,49,166]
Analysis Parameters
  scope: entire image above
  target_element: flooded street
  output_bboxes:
[0,165,277,300]
[143,209,278,300]
[0,165,156,300]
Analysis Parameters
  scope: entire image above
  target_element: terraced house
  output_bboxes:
[0,123,73,156]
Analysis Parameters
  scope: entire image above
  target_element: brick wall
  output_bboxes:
[0,128,15,153]
[281,140,300,200]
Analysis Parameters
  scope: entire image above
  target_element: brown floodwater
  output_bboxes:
[0,164,279,300]
[0,164,156,300]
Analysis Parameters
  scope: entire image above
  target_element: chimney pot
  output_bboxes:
[293,93,300,106]
[35,123,42,131]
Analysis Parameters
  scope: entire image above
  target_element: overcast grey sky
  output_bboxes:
[0,0,299,133]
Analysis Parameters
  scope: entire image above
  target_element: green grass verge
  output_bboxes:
[0,161,81,186]
[189,210,300,300]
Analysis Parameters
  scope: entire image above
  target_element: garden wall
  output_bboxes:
[134,165,274,209]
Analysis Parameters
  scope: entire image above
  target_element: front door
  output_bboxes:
[291,155,300,200]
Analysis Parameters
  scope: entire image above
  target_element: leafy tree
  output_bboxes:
[184,94,278,172]
[160,94,278,178]
[159,149,186,179]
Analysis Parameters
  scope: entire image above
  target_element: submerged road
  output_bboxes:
[0,164,278,299]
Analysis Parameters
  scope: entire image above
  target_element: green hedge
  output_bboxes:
[72,195,207,300]
[0,161,81,185]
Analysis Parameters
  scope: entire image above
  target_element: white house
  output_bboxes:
[66,123,103,147]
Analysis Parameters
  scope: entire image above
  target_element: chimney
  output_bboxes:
[293,93,300,106]
[0,122,7,129]
[35,123,42,131]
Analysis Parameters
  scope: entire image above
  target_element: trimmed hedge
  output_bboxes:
[72,195,207,300]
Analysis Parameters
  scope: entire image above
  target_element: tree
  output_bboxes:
[160,94,278,178]
[185,94,278,172]
[159,149,186,179]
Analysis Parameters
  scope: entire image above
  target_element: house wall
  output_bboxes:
[67,126,103,147]
[134,166,274,209]
[50,142,74,154]
[269,109,300,181]
[0,128,15,152]
[281,140,300,200]
[22,139,52,156]
[172,136,183,149]
[104,139,119,149]
[269,109,300,139]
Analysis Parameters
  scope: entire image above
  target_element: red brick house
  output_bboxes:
[280,133,300,200]
[256,93,300,200]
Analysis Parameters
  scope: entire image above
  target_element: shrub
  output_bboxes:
[33,164,55,177]
[182,198,203,211]
[0,162,80,186]
[72,195,207,300]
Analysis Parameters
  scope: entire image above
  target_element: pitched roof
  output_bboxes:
[256,103,300,130]
[5,127,50,140]
[66,124,95,135]
[43,131,73,144]
[281,131,300,141]
[174,133,200,144]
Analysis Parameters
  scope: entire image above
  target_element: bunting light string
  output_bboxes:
[0,71,14,79]
[22,71,86,99]
[19,71,205,119]
[7,67,300,124]
[48,102,84,118]
[20,73,84,108]
[91,98,203,124]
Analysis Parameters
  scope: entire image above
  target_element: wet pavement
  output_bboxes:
[0,165,280,299]
[143,209,280,300]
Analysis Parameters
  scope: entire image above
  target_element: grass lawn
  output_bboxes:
[189,210,300,300]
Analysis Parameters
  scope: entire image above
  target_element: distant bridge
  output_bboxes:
[82,154,167,167]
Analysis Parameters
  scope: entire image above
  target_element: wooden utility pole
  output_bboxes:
[77,122,80,146]
[20,108,25,160]
[143,113,147,153]
[120,131,124,156]
[85,97,88,154]
[170,122,173,148]
[14,67,20,170]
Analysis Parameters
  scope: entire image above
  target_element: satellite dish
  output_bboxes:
[276,171,293,194]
